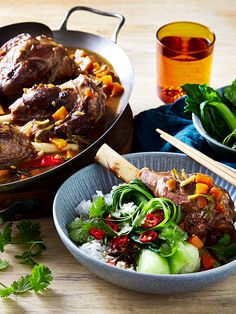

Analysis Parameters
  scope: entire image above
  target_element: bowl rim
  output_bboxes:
[53,151,236,280]
[192,113,236,153]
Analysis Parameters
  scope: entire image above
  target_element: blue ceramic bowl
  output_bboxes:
[53,152,236,294]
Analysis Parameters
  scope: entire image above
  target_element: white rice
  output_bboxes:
[80,240,107,261]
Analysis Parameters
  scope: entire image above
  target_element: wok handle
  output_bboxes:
[59,6,125,43]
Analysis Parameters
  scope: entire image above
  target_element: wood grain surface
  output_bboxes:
[0,0,236,313]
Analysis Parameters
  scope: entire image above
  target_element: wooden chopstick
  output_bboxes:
[156,128,236,186]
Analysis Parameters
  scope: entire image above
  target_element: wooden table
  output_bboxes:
[1,0,236,313]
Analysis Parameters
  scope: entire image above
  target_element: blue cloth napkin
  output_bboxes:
[132,97,236,169]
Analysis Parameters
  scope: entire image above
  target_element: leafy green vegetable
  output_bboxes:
[67,218,115,244]
[224,79,236,106]
[208,234,236,262]
[137,249,170,274]
[0,217,52,298]
[0,222,12,252]
[182,81,236,148]
[89,196,111,218]
[0,259,9,270]
[168,241,200,274]
[0,264,52,298]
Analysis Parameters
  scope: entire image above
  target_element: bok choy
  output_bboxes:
[182,80,236,149]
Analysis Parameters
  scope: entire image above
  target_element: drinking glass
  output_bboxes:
[156,21,215,104]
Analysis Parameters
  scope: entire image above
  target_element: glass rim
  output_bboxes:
[156,21,216,54]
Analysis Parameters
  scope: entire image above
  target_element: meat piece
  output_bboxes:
[55,74,106,136]
[0,124,36,167]
[10,85,61,124]
[138,167,236,244]
[9,74,106,138]
[0,33,74,101]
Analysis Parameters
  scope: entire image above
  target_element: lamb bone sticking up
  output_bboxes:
[95,144,236,245]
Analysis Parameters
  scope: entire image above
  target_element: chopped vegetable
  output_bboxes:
[89,228,106,240]
[52,105,68,121]
[111,82,124,97]
[209,186,223,201]
[196,196,207,209]
[137,249,170,274]
[50,138,68,150]
[138,231,158,242]
[195,173,214,188]
[188,235,204,249]
[168,241,200,274]
[195,183,209,195]
[167,178,177,190]
[201,251,215,270]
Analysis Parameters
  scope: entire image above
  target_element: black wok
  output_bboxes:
[0,6,133,195]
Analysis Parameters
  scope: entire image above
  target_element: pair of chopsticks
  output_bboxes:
[156,128,236,186]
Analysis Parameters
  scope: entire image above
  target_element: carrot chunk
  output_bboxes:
[52,106,68,121]
[209,186,223,201]
[188,235,204,249]
[50,138,67,150]
[110,82,124,97]
[167,178,177,191]
[195,173,214,188]
[201,252,215,270]
[195,183,209,195]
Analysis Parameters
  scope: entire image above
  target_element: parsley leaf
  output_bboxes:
[208,234,236,262]
[67,217,115,244]
[30,264,53,293]
[16,220,42,242]
[0,264,52,298]
[89,196,110,218]
[0,222,12,252]
[0,259,9,270]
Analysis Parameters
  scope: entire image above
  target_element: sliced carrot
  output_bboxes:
[167,178,177,191]
[50,138,67,150]
[110,82,124,97]
[195,173,214,188]
[209,186,223,201]
[195,183,209,195]
[188,235,204,249]
[201,252,215,270]
[52,106,68,121]
[196,195,207,209]
[100,75,113,86]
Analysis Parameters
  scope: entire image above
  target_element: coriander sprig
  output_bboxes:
[0,264,52,298]
[0,219,46,265]
[0,218,52,298]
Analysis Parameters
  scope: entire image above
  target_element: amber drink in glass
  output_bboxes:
[156,21,215,103]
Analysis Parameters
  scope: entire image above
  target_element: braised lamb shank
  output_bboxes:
[138,168,236,245]
[9,74,106,139]
[0,33,74,102]
[0,124,35,168]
